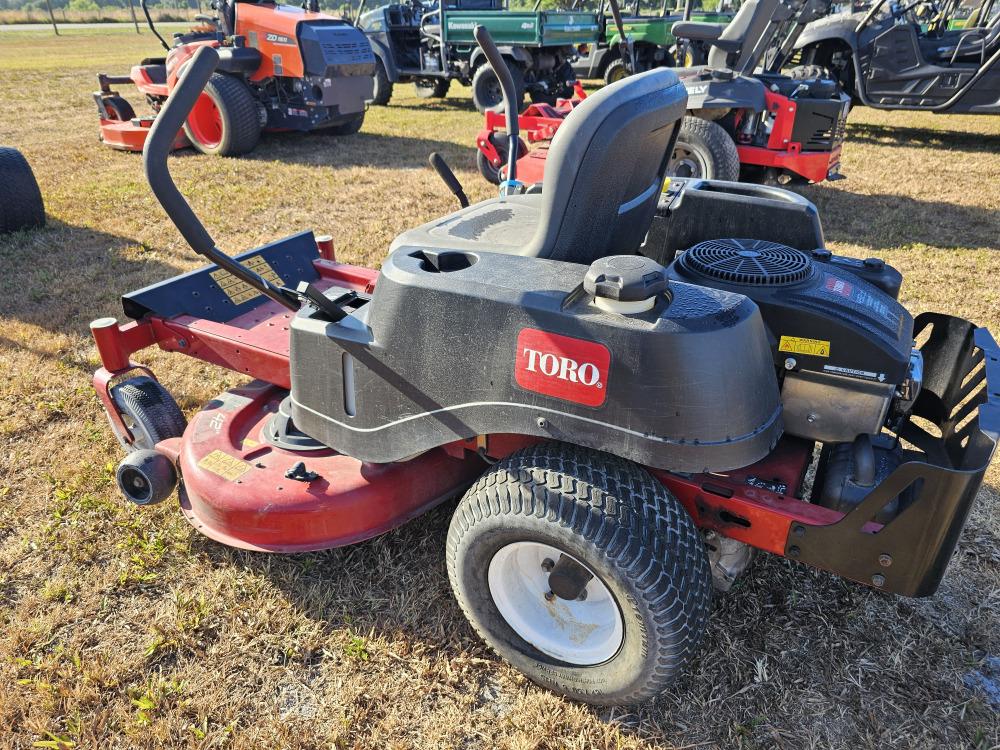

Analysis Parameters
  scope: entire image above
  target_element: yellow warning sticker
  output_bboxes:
[210,256,285,306]
[779,336,831,357]
[197,450,252,481]
[242,437,259,449]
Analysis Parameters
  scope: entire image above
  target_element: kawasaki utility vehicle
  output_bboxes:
[793,0,1000,111]
[91,32,997,706]
[357,0,599,111]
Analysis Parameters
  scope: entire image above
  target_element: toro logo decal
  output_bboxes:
[515,329,610,407]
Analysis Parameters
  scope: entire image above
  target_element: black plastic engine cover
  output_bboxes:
[298,21,376,78]
[667,240,914,385]
[289,248,783,473]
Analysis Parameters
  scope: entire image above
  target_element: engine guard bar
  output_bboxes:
[788,313,999,597]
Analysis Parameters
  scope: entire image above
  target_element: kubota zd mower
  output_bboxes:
[92,35,998,705]
[94,0,375,156]
[477,0,852,185]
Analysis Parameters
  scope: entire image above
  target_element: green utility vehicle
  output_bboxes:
[358,0,600,111]
[571,0,737,84]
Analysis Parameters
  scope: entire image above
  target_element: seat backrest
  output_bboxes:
[521,68,687,265]
[707,0,782,70]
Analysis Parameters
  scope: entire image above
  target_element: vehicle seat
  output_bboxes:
[388,67,687,265]
[672,0,782,72]
[935,19,1000,62]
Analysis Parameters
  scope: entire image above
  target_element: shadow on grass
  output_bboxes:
[0,218,181,330]
[797,184,1000,251]
[248,130,476,171]
[846,121,1000,155]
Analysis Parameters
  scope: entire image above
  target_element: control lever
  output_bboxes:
[429,152,469,208]
[143,46,301,313]
[473,25,523,196]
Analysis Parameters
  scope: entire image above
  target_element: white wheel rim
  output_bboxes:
[487,541,624,666]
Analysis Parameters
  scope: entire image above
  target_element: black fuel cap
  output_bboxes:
[583,255,668,302]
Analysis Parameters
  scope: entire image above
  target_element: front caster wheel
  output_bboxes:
[446,442,712,705]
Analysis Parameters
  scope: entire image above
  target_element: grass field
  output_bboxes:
[1,26,999,750]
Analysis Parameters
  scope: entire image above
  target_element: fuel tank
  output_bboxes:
[289,248,783,473]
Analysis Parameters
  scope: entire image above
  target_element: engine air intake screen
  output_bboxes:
[680,239,813,286]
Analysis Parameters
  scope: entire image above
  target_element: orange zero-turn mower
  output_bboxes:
[92,39,998,705]
[93,0,376,156]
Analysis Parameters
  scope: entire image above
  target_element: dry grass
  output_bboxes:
[1,26,999,750]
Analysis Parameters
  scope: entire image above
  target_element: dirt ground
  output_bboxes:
[0,26,998,750]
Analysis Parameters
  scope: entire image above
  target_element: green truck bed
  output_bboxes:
[443,10,600,46]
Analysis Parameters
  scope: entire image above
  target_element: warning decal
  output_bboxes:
[778,336,830,357]
[197,450,252,481]
[210,256,284,306]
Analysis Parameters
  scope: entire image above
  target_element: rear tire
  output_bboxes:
[371,57,393,106]
[447,442,712,705]
[472,62,524,114]
[0,146,45,233]
[109,376,187,452]
[603,58,629,86]
[668,116,740,182]
[183,73,261,157]
[414,78,450,98]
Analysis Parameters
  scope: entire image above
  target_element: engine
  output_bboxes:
[666,239,926,517]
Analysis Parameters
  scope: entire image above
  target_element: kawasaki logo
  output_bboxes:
[515,329,610,407]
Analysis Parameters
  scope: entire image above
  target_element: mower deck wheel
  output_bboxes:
[322,112,366,136]
[446,442,712,705]
[668,116,740,182]
[0,147,45,234]
[472,62,524,114]
[414,78,450,99]
[476,133,528,185]
[117,449,177,506]
[371,57,393,106]
[183,73,261,157]
[109,376,187,452]
[103,95,136,122]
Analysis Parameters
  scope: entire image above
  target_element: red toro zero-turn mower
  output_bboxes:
[477,0,851,186]
[93,0,375,156]
[91,34,998,705]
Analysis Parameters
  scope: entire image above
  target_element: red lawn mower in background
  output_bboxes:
[93,0,375,156]
[477,0,851,185]
[91,34,997,706]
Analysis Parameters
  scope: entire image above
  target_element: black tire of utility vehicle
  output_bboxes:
[476,133,528,185]
[0,147,45,233]
[414,78,450,98]
[472,62,524,114]
[183,73,261,157]
[371,57,393,105]
[446,442,712,706]
[323,111,365,136]
[604,58,631,85]
[668,116,740,182]
[109,376,187,452]
[102,95,136,122]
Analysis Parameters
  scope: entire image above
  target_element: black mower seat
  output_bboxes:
[389,67,687,265]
